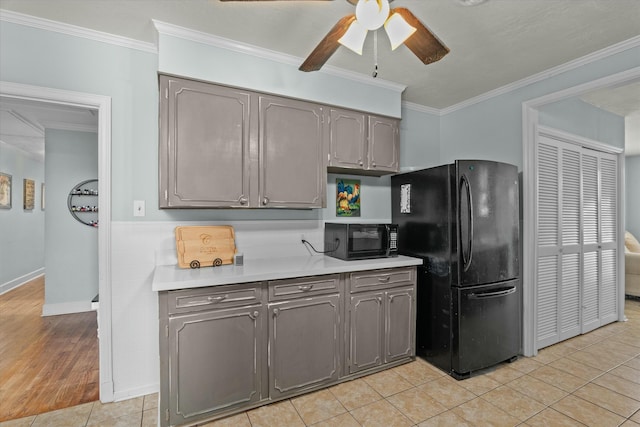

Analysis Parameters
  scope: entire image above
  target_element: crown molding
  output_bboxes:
[0,9,157,53]
[439,35,640,116]
[401,101,441,116]
[152,20,407,94]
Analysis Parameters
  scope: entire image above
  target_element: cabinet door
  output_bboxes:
[269,294,340,398]
[367,115,399,173]
[168,305,264,426]
[258,95,325,208]
[348,292,383,374]
[160,76,251,208]
[327,108,367,170]
[385,287,415,363]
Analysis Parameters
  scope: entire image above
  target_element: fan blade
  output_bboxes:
[391,8,449,65]
[299,14,356,72]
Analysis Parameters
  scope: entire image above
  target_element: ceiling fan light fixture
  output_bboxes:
[338,19,368,55]
[355,0,390,31]
[384,12,416,50]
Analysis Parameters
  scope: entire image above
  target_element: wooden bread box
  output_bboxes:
[175,226,237,269]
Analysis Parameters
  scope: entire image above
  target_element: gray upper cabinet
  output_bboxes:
[159,75,251,208]
[327,107,367,170]
[327,108,399,176]
[258,95,325,208]
[368,115,399,174]
[159,75,326,209]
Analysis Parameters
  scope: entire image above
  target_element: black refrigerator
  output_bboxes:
[391,160,520,379]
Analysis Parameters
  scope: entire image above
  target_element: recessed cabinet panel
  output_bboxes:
[385,287,415,363]
[269,294,340,398]
[160,76,251,207]
[259,96,325,208]
[168,305,264,425]
[328,108,367,169]
[349,292,383,373]
[368,115,399,173]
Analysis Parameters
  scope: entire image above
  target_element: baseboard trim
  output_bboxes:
[0,268,45,296]
[113,383,159,402]
[42,300,93,316]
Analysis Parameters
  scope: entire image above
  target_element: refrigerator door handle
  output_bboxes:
[460,174,473,272]
[467,286,516,299]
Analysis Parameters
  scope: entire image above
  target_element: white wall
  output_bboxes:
[43,129,98,315]
[0,141,45,294]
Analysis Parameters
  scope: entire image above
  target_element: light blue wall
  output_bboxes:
[157,33,403,119]
[44,129,98,307]
[439,46,640,168]
[399,106,441,170]
[539,98,625,148]
[0,142,45,292]
[627,155,640,238]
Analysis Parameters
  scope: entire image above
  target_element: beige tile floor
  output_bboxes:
[2,298,639,427]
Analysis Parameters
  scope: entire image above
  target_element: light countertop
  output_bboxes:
[152,255,423,292]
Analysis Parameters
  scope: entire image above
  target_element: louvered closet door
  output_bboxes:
[582,149,618,333]
[536,137,582,349]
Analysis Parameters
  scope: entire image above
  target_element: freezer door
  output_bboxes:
[452,279,520,377]
[456,160,519,286]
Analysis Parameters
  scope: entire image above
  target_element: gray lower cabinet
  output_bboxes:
[347,268,416,375]
[349,292,384,373]
[158,267,415,427]
[159,282,266,427]
[269,294,340,398]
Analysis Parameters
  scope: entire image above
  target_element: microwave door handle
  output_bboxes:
[385,225,391,257]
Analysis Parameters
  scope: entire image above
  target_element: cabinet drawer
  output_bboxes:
[168,283,263,314]
[268,274,340,301]
[350,267,415,293]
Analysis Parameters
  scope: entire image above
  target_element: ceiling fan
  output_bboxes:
[219,0,450,73]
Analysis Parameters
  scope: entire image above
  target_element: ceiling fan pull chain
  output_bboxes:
[373,30,378,78]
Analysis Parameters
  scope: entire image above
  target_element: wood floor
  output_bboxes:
[0,276,99,422]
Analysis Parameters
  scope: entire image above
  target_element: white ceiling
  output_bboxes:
[0,97,98,161]
[0,0,638,157]
[1,0,639,109]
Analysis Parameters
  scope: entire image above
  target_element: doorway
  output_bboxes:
[0,81,113,404]
[521,67,640,357]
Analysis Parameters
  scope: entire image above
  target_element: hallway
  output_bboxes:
[0,277,99,421]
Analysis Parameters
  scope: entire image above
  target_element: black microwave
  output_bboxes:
[324,223,398,260]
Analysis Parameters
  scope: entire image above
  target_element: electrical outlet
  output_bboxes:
[133,200,145,217]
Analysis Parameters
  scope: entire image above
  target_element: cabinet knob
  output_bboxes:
[207,295,227,303]
[359,160,363,166]
[378,276,391,283]
[371,162,376,168]
[377,296,382,303]
[239,196,248,205]
[262,197,269,205]
[298,285,314,292]
[273,308,280,317]
[253,311,260,318]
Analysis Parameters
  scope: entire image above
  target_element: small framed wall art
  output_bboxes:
[0,172,11,209]
[23,178,35,210]
[336,178,360,217]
